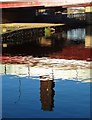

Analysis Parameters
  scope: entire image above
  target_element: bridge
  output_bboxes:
[0,0,92,8]
[0,1,92,24]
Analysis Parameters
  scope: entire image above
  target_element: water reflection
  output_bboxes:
[39,37,52,47]
[2,32,65,57]
[1,62,91,83]
[14,77,21,104]
[2,26,92,61]
[40,80,55,111]
[4,64,6,75]
[2,73,90,118]
[1,26,91,118]
[85,25,92,48]
[67,28,85,41]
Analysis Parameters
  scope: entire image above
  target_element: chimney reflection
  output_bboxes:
[40,78,55,111]
[14,77,21,104]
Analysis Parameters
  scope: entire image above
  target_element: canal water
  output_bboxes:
[1,25,92,118]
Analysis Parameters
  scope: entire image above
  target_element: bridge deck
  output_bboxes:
[0,2,92,8]
[0,23,64,34]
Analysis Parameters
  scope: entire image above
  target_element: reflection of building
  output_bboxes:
[40,79,55,111]
[0,61,91,81]
[85,6,92,24]
[67,28,85,40]
[39,37,52,47]
[85,25,92,48]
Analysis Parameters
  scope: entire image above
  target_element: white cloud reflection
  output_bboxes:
[0,58,92,83]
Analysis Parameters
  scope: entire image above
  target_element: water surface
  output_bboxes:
[2,74,90,118]
[1,26,92,118]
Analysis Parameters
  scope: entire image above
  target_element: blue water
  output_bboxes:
[2,75,90,118]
